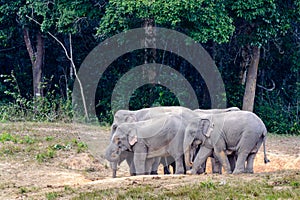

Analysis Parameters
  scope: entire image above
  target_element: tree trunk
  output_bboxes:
[23,28,44,97]
[242,46,260,111]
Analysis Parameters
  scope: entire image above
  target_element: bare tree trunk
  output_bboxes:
[25,15,89,120]
[143,18,157,106]
[242,46,260,111]
[23,28,44,97]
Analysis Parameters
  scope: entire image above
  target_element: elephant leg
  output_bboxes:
[245,153,256,173]
[228,154,237,172]
[195,160,207,174]
[145,158,155,175]
[211,157,222,174]
[132,143,147,175]
[150,157,160,175]
[233,133,261,174]
[214,150,232,174]
[191,146,212,174]
[233,152,248,174]
[129,160,136,176]
[164,166,170,174]
[174,155,185,174]
[171,161,176,174]
[125,152,135,176]
[161,157,171,174]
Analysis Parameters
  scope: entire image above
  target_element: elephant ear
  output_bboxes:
[128,127,138,146]
[125,114,137,123]
[200,119,214,137]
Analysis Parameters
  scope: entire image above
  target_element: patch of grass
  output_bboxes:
[45,136,54,141]
[0,132,36,145]
[76,141,88,153]
[71,175,300,200]
[19,187,28,194]
[0,132,18,143]
[18,135,36,144]
[0,144,22,155]
[46,192,58,200]
[36,148,55,163]
[64,185,75,193]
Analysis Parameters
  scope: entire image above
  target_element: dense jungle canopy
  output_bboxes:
[0,0,299,134]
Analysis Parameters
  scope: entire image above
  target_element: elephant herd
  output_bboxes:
[105,106,270,177]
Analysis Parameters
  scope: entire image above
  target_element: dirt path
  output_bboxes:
[0,123,299,199]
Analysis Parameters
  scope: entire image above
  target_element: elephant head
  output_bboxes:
[183,118,214,167]
[105,124,138,162]
[110,110,138,136]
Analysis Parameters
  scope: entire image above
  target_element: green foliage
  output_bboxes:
[71,139,88,153]
[46,192,59,200]
[0,132,18,143]
[0,132,35,144]
[0,72,73,122]
[36,147,55,162]
[98,0,234,43]
[229,0,292,46]
[0,132,36,156]
[0,0,299,134]
[35,139,88,162]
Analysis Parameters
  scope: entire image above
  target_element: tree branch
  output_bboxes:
[25,14,89,121]
[257,79,275,92]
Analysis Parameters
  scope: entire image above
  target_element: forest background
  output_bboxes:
[0,0,299,134]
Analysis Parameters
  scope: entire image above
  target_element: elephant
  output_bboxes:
[184,111,270,174]
[188,107,240,174]
[109,106,196,177]
[105,114,189,175]
[109,106,240,177]
[109,150,161,177]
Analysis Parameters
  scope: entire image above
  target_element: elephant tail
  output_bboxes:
[263,133,270,164]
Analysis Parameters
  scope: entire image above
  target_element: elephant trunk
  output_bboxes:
[110,161,118,178]
[185,146,193,167]
[105,144,120,162]
[184,137,194,167]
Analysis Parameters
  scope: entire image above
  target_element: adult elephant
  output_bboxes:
[109,106,196,177]
[184,111,270,174]
[106,114,188,175]
[189,106,240,174]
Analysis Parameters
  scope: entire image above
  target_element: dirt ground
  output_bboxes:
[0,122,299,199]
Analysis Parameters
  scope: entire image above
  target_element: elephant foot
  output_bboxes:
[197,168,206,174]
[224,170,232,175]
[245,169,254,174]
[175,170,185,175]
[150,171,158,175]
[186,169,201,175]
[163,166,171,174]
[232,169,243,174]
